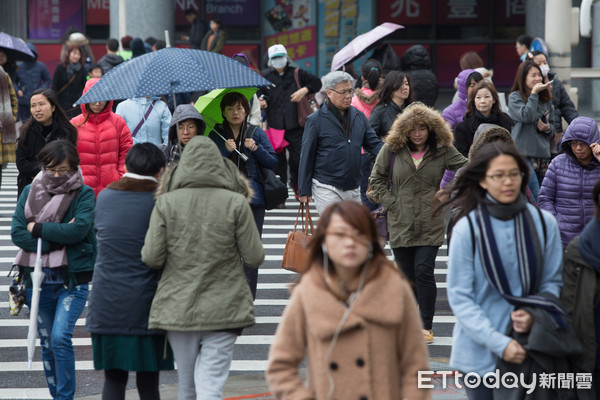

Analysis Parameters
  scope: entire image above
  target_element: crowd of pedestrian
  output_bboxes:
[4,25,600,400]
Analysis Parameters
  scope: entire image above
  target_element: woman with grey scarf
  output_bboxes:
[52,45,87,118]
[11,139,96,400]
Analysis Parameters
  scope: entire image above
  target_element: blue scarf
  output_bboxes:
[474,194,569,328]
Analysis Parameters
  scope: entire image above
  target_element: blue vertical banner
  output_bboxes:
[263,0,317,74]
[318,0,373,77]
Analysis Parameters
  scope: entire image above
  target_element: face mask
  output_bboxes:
[539,64,550,77]
[271,57,287,69]
[520,53,527,62]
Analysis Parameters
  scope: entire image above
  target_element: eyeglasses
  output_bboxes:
[45,167,72,176]
[569,140,588,149]
[326,230,370,246]
[329,88,354,97]
[486,171,525,182]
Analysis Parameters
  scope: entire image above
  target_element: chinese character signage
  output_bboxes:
[494,0,525,25]
[263,0,316,73]
[378,0,432,26]
[318,0,374,77]
[436,0,489,25]
[29,0,83,40]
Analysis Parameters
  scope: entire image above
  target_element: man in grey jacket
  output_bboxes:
[298,71,383,215]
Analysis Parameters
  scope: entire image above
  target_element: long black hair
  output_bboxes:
[377,71,414,107]
[19,88,78,147]
[434,142,530,231]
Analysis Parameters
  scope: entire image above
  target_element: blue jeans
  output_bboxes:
[26,283,89,400]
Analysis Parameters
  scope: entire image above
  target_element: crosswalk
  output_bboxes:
[0,164,455,399]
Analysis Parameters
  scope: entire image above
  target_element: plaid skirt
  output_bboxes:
[1,142,16,164]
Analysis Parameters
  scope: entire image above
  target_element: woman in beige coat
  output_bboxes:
[267,201,430,400]
[369,102,467,344]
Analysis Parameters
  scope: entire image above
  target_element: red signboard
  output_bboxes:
[86,0,109,25]
[377,0,432,26]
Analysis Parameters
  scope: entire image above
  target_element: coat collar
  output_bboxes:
[107,177,158,192]
[298,264,406,340]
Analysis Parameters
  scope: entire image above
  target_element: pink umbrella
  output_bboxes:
[330,22,404,72]
[264,127,289,154]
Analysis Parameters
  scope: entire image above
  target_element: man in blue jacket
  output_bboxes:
[298,71,383,215]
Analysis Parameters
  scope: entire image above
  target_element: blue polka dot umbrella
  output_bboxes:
[75,48,272,106]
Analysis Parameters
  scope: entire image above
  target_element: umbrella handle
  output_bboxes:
[210,128,249,162]
[36,238,42,259]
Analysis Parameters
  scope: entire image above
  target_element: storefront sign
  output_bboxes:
[29,0,83,40]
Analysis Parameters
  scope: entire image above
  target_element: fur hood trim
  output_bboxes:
[384,102,454,151]
[354,79,384,105]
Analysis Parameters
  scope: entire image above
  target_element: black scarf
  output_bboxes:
[474,110,499,124]
[66,62,81,79]
[220,122,249,177]
[475,193,569,328]
[326,99,350,136]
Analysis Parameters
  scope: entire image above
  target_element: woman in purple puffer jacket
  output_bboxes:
[442,69,483,131]
[538,116,600,247]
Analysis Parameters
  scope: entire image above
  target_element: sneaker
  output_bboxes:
[423,329,434,344]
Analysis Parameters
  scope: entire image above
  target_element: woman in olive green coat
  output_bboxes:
[369,102,467,344]
[141,135,265,399]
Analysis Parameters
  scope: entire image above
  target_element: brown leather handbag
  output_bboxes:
[281,203,315,273]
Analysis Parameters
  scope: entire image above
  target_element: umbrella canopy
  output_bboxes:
[0,32,35,62]
[194,87,257,135]
[330,22,404,72]
[75,48,272,105]
[27,238,44,369]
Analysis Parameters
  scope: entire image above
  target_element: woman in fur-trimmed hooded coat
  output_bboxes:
[369,102,467,339]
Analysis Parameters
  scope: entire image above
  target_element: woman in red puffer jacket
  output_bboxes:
[71,78,133,196]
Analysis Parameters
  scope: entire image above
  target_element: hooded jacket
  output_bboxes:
[298,103,383,197]
[266,264,431,400]
[441,69,474,131]
[161,104,206,165]
[15,43,52,107]
[351,80,382,119]
[369,103,467,247]
[142,136,265,331]
[71,78,133,197]
[400,45,438,107]
[97,53,124,74]
[538,117,600,247]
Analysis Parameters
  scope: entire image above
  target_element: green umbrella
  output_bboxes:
[194,87,257,136]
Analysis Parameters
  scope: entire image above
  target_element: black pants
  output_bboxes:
[244,205,266,300]
[392,246,439,330]
[276,127,303,188]
[102,369,160,400]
